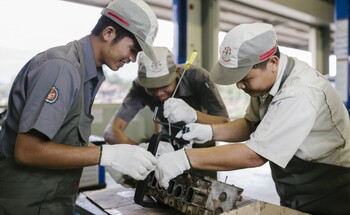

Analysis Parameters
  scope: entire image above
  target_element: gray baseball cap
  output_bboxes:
[101,0,159,61]
[210,23,277,85]
[138,47,177,88]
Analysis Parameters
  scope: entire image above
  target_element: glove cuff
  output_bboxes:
[192,110,198,123]
[98,145,103,165]
[209,125,214,140]
[184,149,192,168]
[100,144,112,166]
[179,148,191,170]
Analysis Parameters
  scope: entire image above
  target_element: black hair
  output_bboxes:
[252,46,280,69]
[91,15,141,51]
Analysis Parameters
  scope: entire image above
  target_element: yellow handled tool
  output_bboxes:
[184,50,198,70]
[172,50,198,97]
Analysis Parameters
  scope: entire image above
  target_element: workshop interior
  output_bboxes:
[1,0,348,214]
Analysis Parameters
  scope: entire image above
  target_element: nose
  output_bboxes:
[129,53,137,63]
[153,89,162,97]
[236,81,245,89]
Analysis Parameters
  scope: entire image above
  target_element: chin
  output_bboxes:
[157,96,169,102]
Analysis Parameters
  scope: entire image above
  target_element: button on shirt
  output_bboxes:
[245,53,350,168]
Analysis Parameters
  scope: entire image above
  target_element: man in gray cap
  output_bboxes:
[104,46,229,180]
[154,23,350,214]
[104,47,229,147]
[0,0,159,213]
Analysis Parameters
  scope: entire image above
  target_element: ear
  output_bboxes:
[102,26,116,42]
[269,56,279,73]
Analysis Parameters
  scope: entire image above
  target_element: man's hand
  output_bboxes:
[154,148,191,188]
[176,123,213,144]
[100,144,156,181]
[163,98,197,123]
[138,141,175,156]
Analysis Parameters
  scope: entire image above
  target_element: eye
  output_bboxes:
[130,47,138,55]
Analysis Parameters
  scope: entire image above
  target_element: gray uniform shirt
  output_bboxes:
[0,36,105,158]
[116,65,228,134]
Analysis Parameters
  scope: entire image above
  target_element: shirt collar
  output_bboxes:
[78,36,105,83]
[261,53,287,99]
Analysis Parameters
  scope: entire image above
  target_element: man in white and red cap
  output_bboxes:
[154,23,350,214]
[0,0,159,213]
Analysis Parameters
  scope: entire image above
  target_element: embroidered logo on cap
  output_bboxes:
[45,86,59,104]
[222,46,232,62]
[151,61,162,73]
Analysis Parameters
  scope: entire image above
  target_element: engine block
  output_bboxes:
[144,171,243,215]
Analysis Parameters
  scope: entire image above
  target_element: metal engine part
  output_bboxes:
[145,171,244,215]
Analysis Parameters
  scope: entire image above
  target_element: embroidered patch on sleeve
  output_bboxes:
[45,86,59,104]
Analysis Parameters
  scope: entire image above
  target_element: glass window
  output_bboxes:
[0,0,174,106]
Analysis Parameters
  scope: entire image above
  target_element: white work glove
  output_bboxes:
[105,166,125,184]
[138,141,175,156]
[163,98,197,123]
[100,144,156,181]
[138,142,149,150]
[176,123,213,144]
[154,148,191,188]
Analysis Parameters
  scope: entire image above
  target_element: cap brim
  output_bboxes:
[139,66,177,88]
[210,62,253,85]
[136,36,157,62]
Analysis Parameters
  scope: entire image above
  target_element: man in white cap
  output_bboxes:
[0,0,159,213]
[154,23,350,214]
[104,47,229,178]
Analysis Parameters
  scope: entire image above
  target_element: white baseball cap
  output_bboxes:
[138,47,177,88]
[101,0,159,61]
[210,23,277,85]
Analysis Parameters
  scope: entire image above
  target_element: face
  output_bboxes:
[236,57,278,97]
[145,81,177,102]
[100,27,139,71]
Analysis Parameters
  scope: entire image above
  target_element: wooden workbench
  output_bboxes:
[75,183,309,215]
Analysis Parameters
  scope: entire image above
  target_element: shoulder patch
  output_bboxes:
[45,86,59,104]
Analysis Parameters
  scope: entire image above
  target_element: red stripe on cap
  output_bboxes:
[260,46,276,61]
[108,11,129,26]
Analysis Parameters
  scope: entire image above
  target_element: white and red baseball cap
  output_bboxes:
[138,47,177,88]
[210,23,277,85]
[101,0,159,61]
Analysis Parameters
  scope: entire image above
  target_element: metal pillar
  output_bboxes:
[173,0,187,64]
[334,0,350,111]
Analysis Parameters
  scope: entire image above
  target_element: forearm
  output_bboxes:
[104,128,137,145]
[103,118,138,144]
[212,118,253,142]
[186,144,266,171]
[15,133,100,169]
[196,111,229,124]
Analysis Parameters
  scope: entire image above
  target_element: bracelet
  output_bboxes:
[98,145,103,165]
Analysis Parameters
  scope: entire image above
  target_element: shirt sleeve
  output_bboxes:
[245,87,319,168]
[116,80,149,122]
[186,66,229,117]
[19,59,80,139]
[244,97,261,123]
